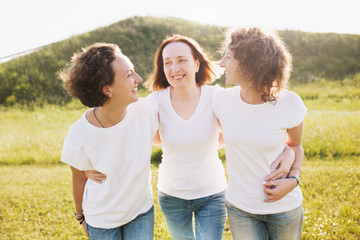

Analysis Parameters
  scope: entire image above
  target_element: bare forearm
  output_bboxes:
[71,167,87,214]
[288,144,304,179]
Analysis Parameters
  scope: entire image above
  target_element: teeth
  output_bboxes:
[173,75,184,79]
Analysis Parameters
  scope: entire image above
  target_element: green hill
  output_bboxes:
[0,16,359,105]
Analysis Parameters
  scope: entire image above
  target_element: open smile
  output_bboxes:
[172,74,185,80]
[131,86,138,94]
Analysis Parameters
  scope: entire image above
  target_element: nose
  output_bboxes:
[135,72,142,83]
[172,62,180,72]
[219,57,226,68]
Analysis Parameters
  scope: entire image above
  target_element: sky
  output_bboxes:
[0,0,359,61]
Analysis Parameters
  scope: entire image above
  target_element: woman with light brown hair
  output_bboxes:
[214,27,306,240]
[147,35,295,240]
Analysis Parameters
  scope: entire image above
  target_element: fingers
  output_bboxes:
[263,180,279,202]
[264,198,277,203]
[92,174,106,183]
[269,157,281,170]
[263,189,277,203]
[265,170,287,181]
[82,220,89,236]
[94,173,107,180]
[85,170,107,183]
[92,179,104,184]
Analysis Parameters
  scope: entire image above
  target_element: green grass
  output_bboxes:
[301,158,360,239]
[0,82,359,239]
[1,159,359,239]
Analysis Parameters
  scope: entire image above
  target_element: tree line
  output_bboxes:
[0,16,359,106]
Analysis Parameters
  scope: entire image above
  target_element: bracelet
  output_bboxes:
[290,167,302,174]
[287,176,299,186]
[74,202,82,207]
[75,213,85,225]
[75,212,84,218]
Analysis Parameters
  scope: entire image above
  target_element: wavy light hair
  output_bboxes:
[145,35,220,91]
[225,27,292,102]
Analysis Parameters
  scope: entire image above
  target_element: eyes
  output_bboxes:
[126,70,135,78]
[223,53,231,60]
[164,58,187,66]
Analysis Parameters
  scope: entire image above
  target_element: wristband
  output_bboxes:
[75,212,84,219]
[75,213,85,224]
[287,176,299,186]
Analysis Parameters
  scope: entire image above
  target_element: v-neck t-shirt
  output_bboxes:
[153,85,227,200]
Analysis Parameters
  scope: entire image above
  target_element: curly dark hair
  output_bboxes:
[59,43,120,107]
[225,27,292,102]
[145,35,220,91]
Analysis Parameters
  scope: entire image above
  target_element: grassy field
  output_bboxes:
[0,82,359,239]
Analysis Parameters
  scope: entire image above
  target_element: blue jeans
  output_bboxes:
[226,201,303,240]
[158,190,226,240]
[86,206,154,240]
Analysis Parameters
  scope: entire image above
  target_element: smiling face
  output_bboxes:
[162,42,199,89]
[104,54,142,105]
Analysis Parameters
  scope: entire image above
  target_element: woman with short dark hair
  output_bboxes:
[59,43,158,240]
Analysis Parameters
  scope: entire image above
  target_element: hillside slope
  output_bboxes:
[0,16,359,105]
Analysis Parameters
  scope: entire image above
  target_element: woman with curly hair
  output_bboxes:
[59,43,158,240]
[146,35,295,240]
[214,27,306,240]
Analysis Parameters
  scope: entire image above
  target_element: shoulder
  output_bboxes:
[276,90,307,117]
[66,111,88,136]
[62,112,88,151]
[277,90,305,106]
[203,84,224,97]
[129,94,158,130]
[151,88,169,101]
[214,86,238,101]
[130,94,157,114]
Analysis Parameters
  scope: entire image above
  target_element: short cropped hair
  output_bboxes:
[59,43,120,107]
[225,27,292,102]
[145,35,220,91]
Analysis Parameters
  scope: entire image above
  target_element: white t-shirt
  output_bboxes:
[154,85,227,200]
[61,95,158,228]
[214,87,307,214]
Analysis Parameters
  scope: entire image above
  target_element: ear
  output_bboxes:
[103,86,112,98]
[195,59,200,73]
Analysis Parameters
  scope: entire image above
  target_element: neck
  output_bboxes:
[240,87,264,104]
[98,102,128,127]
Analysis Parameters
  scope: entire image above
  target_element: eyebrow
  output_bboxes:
[164,56,188,60]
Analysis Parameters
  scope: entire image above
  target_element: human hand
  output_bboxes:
[85,170,106,183]
[263,178,298,203]
[81,219,88,236]
[265,146,295,181]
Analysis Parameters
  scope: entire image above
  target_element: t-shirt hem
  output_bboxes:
[158,184,227,200]
[226,196,303,215]
[85,199,154,229]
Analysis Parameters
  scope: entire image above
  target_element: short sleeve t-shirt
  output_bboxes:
[214,87,307,214]
[61,95,158,228]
